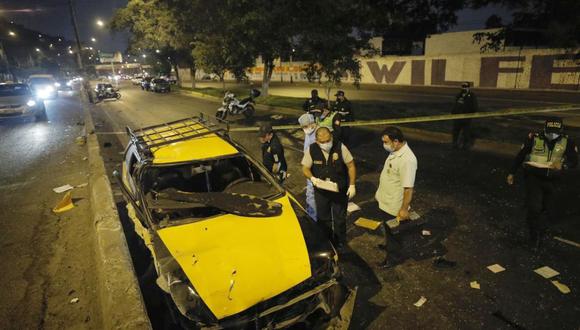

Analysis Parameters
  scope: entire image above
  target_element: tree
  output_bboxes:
[471,0,580,49]
[485,14,504,28]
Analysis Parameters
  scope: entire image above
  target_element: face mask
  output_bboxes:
[545,132,560,141]
[319,141,332,152]
[383,143,394,152]
[303,127,315,135]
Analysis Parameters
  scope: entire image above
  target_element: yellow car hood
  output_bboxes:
[157,195,312,320]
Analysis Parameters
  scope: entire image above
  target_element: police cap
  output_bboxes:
[544,117,563,133]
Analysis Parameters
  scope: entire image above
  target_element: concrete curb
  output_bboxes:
[83,95,152,329]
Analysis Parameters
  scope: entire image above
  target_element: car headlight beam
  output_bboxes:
[26,99,37,107]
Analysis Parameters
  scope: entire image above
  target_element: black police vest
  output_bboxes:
[309,142,348,192]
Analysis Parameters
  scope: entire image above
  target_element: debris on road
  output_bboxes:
[53,184,74,193]
[551,280,571,294]
[347,202,361,214]
[470,281,481,289]
[534,266,560,279]
[76,183,88,188]
[70,297,80,304]
[553,236,580,249]
[354,217,381,230]
[76,136,86,145]
[82,156,88,161]
[413,296,427,308]
[487,264,506,273]
[421,230,431,236]
[53,191,74,213]
[433,257,456,269]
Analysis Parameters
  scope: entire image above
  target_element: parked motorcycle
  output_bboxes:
[94,83,121,102]
[215,89,260,120]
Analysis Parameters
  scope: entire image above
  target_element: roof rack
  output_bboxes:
[126,113,230,159]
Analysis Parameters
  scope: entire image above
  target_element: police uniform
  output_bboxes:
[332,94,354,146]
[302,141,353,245]
[262,134,287,181]
[452,85,478,149]
[317,111,342,143]
[509,122,578,246]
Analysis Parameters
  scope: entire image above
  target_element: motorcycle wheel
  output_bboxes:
[215,110,227,120]
[243,105,255,119]
[116,93,122,100]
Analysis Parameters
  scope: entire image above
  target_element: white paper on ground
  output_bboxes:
[53,184,74,193]
[317,180,339,192]
[470,281,480,289]
[76,183,88,188]
[421,230,431,236]
[551,280,571,294]
[409,211,421,220]
[347,202,361,213]
[534,266,560,279]
[487,264,506,273]
[413,296,427,307]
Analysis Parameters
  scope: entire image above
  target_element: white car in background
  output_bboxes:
[0,83,47,121]
[28,74,58,99]
[131,76,143,85]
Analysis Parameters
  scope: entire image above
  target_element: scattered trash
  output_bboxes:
[551,280,571,294]
[354,218,382,230]
[76,183,88,188]
[53,191,74,213]
[413,296,427,307]
[103,142,112,148]
[82,156,88,161]
[385,218,399,229]
[470,281,481,289]
[422,230,431,236]
[53,184,74,193]
[433,257,456,268]
[534,266,560,279]
[75,136,86,146]
[70,297,79,304]
[487,264,506,273]
[553,236,580,249]
[270,114,283,120]
[347,202,361,214]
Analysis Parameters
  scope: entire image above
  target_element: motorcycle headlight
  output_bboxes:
[26,100,37,107]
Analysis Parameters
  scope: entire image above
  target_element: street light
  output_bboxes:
[156,49,160,53]
[35,48,40,52]
[8,31,16,37]
[91,37,97,42]
[142,54,147,58]
[96,19,104,27]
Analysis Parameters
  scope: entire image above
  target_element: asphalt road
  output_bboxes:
[92,82,580,329]
[0,91,101,329]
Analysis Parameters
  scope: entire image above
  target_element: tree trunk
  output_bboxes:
[261,58,275,97]
[220,73,226,90]
[189,66,196,89]
[173,63,181,87]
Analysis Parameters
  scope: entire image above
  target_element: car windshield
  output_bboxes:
[141,155,284,226]
[153,79,165,83]
[29,77,54,85]
[0,84,31,97]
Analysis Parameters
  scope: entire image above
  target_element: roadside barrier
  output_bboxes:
[228,105,580,132]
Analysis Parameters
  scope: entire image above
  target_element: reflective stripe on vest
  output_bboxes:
[317,112,337,131]
[527,136,567,164]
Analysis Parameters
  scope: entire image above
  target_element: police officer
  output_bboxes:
[451,82,478,149]
[317,102,342,142]
[258,122,288,182]
[507,118,578,248]
[302,127,356,248]
[302,89,326,114]
[332,90,354,146]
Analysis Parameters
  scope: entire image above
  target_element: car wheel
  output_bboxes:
[35,107,48,121]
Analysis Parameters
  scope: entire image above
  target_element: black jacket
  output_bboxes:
[261,134,287,174]
[332,99,354,121]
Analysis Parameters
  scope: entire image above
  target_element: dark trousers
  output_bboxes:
[452,119,472,148]
[315,189,347,245]
[524,173,557,240]
[340,126,351,147]
[380,212,407,261]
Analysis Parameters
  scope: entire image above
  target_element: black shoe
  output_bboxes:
[433,257,457,269]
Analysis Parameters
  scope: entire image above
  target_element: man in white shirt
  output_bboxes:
[302,127,356,248]
[375,127,418,268]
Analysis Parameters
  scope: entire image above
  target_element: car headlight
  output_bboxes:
[66,81,72,86]
[45,85,55,92]
[26,100,37,107]
[54,82,61,87]
[166,271,216,324]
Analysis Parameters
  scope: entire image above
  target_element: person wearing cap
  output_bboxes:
[302,89,326,114]
[507,118,578,248]
[451,82,478,149]
[375,126,418,268]
[332,90,354,146]
[302,127,356,248]
[258,122,288,182]
[299,113,319,220]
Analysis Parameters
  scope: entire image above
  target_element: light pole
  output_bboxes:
[68,0,93,101]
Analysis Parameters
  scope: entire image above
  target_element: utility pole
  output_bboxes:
[0,40,16,82]
[68,0,93,102]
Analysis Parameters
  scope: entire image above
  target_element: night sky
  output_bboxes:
[1,1,511,53]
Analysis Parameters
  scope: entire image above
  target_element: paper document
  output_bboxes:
[354,218,381,230]
[386,218,400,229]
[487,264,506,273]
[525,161,552,169]
[534,266,559,279]
[413,296,427,307]
[317,180,339,192]
[53,184,74,193]
[551,280,571,294]
[470,281,480,289]
[347,202,361,214]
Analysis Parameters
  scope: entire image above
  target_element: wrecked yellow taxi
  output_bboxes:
[113,116,353,328]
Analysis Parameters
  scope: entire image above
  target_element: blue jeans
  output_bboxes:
[306,180,317,221]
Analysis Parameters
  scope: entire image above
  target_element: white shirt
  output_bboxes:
[301,143,354,167]
[375,143,417,216]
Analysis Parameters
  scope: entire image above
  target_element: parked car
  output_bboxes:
[131,76,143,85]
[114,116,354,329]
[28,74,58,99]
[141,77,152,91]
[0,83,47,121]
[150,78,171,93]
